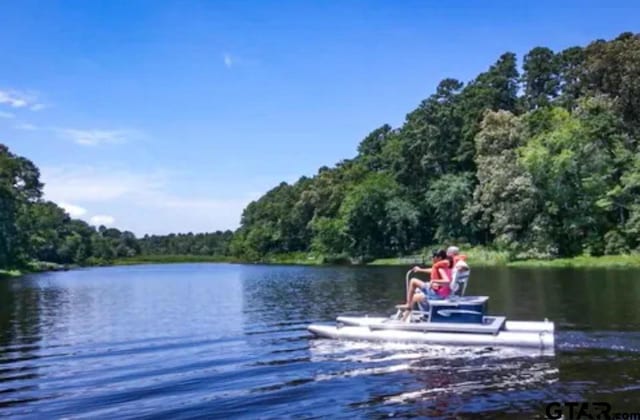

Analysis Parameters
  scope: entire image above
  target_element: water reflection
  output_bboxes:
[241,265,406,328]
[0,276,48,409]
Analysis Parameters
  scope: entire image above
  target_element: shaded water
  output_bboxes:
[1,264,640,418]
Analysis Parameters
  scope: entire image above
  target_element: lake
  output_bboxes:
[1,263,640,418]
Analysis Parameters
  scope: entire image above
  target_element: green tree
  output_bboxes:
[457,52,521,172]
[522,47,560,109]
[18,201,69,263]
[310,216,347,256]
[357,124,393,172]
[0,144,43,267]
[339,173,417,260]
[557,46,585,108]
[464,111,538,253]
[425,172,475,243]
[520,97,630,255]
[581,33,640,132]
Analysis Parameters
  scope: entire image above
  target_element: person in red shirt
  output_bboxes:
[401,249,452,320]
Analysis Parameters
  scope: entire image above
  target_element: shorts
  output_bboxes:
[420,286,444,300]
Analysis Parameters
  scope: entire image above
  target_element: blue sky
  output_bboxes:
[1,1,638,235]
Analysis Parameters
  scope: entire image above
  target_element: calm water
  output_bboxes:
[1,264,640,418]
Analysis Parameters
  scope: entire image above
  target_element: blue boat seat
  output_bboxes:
[429,296,488,323]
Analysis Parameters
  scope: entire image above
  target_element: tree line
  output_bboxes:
[230,32,640,262]
[0,144,234,268]
[2,32,639,269]
[0,146,140,268]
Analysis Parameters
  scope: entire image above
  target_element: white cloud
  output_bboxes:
[90,215,115,226]
[129,195,253,235]
[0,90,29,108]
[40,165,254,235]
[41,166,166,202]
[57,128,139,146]
[15,122,38,131]
[223,53,233,68]
[0,111,15,119]
[0,89,44,110]
[59,202,87,217]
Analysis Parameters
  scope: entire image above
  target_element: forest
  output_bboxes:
[230,32,640,262]
[1,32,639,269]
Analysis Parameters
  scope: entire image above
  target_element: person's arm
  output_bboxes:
[432,268,451,284]
[411,266,432,274]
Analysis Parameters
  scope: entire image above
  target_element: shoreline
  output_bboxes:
[0,262,71,279]
[114,252,640,269]
[3,252,640,278]
[371,255,640,269]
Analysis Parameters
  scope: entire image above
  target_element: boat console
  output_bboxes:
[385,296,507,334]
[428,296,489,324]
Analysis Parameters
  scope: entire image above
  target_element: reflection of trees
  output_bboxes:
[464,267,640,330]
[0,274,71,410]
[0,276,42,347]
[241,264,640,332]
[240,266,412,327]
[551,268,640,329]
[0,275,45,408]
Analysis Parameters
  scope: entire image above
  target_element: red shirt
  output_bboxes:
[430,260,452,298]
[430,260,450,280]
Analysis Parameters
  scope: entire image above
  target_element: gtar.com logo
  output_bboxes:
[545,402,640,420]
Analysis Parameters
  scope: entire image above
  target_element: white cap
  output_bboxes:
[446,246,460,255]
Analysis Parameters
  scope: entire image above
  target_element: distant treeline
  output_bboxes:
[2,32,640,269]
[137,231,233,257]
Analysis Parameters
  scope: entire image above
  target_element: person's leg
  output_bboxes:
[402,287,444,321]
[406,278,427,305]
[402,293,427,322]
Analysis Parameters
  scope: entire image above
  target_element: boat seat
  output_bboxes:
[428,296,488,323]
[449,265,471,298]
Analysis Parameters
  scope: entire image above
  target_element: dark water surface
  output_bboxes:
[1,264,640,418]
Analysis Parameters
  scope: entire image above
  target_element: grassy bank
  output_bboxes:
[113,255,237,265]
[508,254,640,268]
[0,261,69,279]
[5,250,640,277]
[0,269,23,279]
[116,250,640,268]
[114,253,325,266]
[370,249,640,269]
[258,252,324,265]
[370,246,511,267]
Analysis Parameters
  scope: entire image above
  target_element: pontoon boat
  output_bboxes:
[308,268,555,349]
